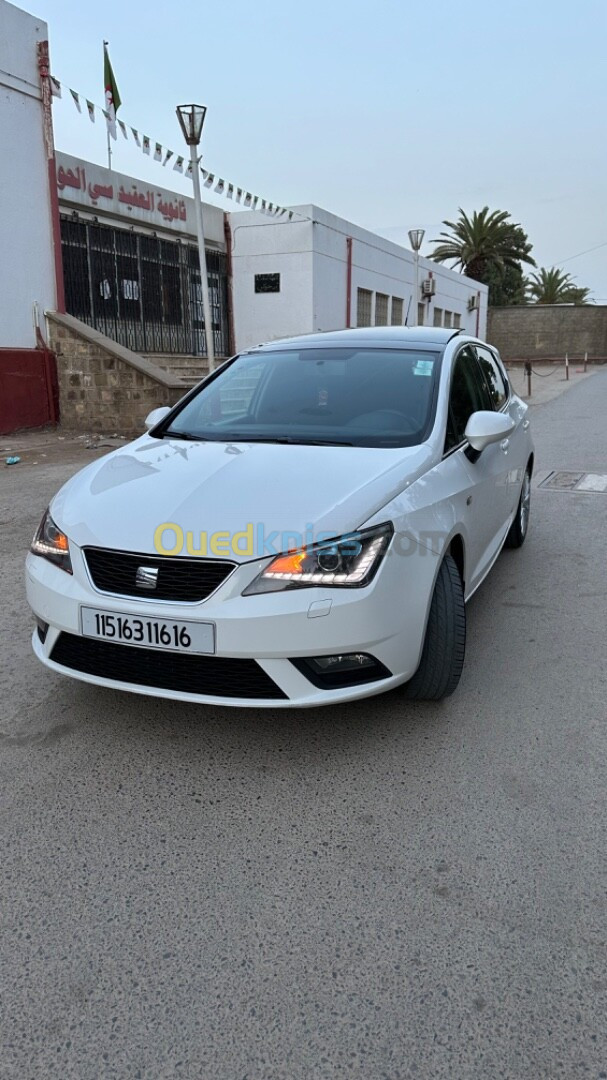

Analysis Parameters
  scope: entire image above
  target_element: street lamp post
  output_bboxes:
[408,229,425,327]
[176,104,215,371]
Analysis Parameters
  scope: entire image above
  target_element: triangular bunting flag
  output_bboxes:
[50,77,61,98]
[173,156,184,172]
[244,193,252,207]
[70,89,81,113]
[131,127,141,146]
[236,188,243,203]
[118,120,128,139]
[215,179,225,194]
[86,100,95,122]
[204,173,214,188]
[163,150,173,166]
[227,184,234,199]
[154,143,162,161]
[142,136,150,154]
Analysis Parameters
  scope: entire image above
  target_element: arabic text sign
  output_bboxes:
[55,152,195,234]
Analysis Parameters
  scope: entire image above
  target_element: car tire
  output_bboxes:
[505,466,531,549]
[404,553,466,701]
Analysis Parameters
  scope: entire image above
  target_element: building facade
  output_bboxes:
[0,0,61,433]
[230,205,488,352]
[56,153,230,361]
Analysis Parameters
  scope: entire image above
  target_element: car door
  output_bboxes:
[445,345,511,591]
[475,344,529,520]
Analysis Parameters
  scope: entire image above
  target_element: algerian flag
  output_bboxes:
[103,42,121,138]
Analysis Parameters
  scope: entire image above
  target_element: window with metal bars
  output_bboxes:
[60,215,230,357]
[357,288,372,327]
[375,293,389,326]
[391,297,403,325]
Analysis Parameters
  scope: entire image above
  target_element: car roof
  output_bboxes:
[245,326,464,353]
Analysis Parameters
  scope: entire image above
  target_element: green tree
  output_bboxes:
[526,267,590,305]
[430,207,535,306]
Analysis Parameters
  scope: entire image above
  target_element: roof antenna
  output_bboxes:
[404,296,412,326]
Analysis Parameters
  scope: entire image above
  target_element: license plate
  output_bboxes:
[80,607,215,654]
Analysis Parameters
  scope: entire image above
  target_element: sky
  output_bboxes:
[31,0,607,299]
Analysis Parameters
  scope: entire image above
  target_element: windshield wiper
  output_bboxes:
[236,436,354,447]
[160,429,209,442]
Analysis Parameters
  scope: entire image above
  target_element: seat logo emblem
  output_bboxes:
[135,566,159,590]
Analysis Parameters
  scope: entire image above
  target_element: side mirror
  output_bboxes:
[144,406,171,430]
[464,410,515,454]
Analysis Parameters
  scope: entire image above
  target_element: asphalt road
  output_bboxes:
[1,373,606,1080]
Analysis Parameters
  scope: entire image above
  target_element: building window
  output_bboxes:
[417,303,425,326]
[444,311,453,328]
[391,297,403,325]
[375,293,389,326]
[453,313,461,329]
[255,273,280,293]
[357,288,372,327]
[433,307,443,327]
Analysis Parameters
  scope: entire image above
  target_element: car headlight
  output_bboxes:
[243,523,393,595]
[30,509,72,574]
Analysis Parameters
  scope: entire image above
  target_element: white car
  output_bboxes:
[26,327,533,708]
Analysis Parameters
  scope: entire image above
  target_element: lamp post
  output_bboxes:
[408,229,425,327]
[176,104,215,371]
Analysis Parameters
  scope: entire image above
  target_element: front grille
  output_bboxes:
[83,548,235,603]
[51,633,287,700]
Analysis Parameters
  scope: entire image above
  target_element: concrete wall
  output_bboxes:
[229,215,315,351]
[229,204,488,352]
[0,0,57,348]
[47,313,187,434]
[488,306,607,360]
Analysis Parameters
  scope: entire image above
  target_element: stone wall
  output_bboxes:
[46,312,188,434]
[488,306,607,360]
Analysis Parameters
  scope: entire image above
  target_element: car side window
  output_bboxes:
[476,346,508,409]
[445,347,494,452]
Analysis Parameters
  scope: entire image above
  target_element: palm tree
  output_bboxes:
[430,207,535,285]
[526,267,590,305]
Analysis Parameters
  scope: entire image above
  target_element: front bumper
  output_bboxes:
[25,538,437,708]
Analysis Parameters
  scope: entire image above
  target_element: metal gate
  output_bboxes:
[60,215,229,357]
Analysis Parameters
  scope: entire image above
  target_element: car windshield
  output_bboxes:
[161,347,442,449]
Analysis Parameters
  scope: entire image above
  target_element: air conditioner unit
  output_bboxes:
[421,278,435,297]
[467,294,479,311]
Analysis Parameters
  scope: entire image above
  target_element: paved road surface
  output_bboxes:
[1,373,606,1079]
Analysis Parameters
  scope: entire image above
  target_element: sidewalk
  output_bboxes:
[504,360,601,406]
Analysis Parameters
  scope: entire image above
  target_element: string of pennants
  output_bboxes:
[49,76,295,220]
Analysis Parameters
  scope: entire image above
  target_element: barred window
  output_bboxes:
[418,303,425,327]
[391,297,404,325]
[357,288,372,327]
[453,313,461,329]
[375,293,389,326]
[433,307,443,327]
[444,311,453,328]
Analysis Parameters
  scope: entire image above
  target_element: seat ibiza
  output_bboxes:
[26,327,533,707]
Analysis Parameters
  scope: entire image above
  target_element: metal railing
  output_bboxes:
[60,215,230,358]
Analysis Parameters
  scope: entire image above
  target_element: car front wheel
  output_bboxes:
[404,553,466,701]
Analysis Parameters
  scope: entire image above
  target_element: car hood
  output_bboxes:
[52,435,435,559]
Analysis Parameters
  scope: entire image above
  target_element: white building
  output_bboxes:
[0,0,62,432]
[230,204,487,351]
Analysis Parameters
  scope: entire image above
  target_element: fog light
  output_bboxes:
[290,652,392,689]
[309,653,376,673]
[36,618,49,643]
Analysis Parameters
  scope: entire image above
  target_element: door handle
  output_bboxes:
[500,439,510,453]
